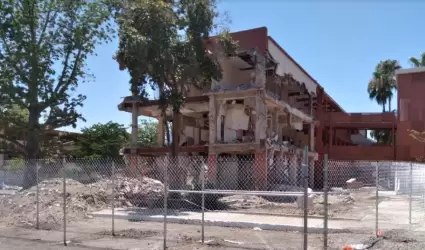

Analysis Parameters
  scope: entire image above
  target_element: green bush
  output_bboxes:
[4,158,26,173]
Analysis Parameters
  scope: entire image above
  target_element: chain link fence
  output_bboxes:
[1,153,425,249]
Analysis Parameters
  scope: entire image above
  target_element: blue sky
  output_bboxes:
[63,0,425,132]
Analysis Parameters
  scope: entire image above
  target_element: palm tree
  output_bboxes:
[367,60,401,144]
[367,73,388,112]
[368,60,401,112]
[409,52,425,67]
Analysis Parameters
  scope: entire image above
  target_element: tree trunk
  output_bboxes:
[171,110,181,157]
[388,96,392,113]
[170,110,184,193]
[23,106,40,189]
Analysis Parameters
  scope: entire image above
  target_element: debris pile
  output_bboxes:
[0,176,164,228]
[95,176,164,207]
[0,182,22,191]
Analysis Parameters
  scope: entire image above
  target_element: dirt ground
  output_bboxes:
[0,218,424,250]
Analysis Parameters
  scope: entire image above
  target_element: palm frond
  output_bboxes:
[409,57,421,67]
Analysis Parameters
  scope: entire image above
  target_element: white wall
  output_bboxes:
[267,39,317,95]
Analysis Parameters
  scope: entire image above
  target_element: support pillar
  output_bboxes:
[207,153,217,184]
[208,94,217,185]
[329,126,333,157]
[271,108,278,134]
[255,90,267,144]
[392,123,396,160]
[254,150,267,190]
[314,87,324,189]
[130,101,139,175]
[309,124,315,152]
[209,94,217,144]
[131,102,138,145]
[157,117,165,146]
[129,148,138,176]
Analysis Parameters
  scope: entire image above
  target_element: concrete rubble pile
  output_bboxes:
[100,176,165,207]
[0,176,164,228]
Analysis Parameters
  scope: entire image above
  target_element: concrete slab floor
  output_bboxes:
[90,208,374,233]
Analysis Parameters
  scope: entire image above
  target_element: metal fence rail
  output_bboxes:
[0,154,424,249]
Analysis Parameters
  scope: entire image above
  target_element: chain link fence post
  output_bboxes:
[63,157,67,246]
[375,161,379,237]
[111,160,115,236]
[36,161,39,230]
[201,157,205,244]
[302,146,309,250]
[409,162,413,227]
[163,156,169,250]
[323,154,328,249]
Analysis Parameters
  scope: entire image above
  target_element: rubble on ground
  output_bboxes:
[0,176,164,228]
[219,190,356,217]
[0,182,22,191]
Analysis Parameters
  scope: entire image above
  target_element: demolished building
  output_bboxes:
[117,27,363,190]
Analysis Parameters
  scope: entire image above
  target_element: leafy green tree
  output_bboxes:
[409,53,425,67]
[113,0,238,157]
[0,0,113,187]
[367,60,401,144]
[75,122,130,159]
[137,119,158,146]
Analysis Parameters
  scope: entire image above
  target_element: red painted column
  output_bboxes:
[392,123,396,160]
[129,154,138,177]
[207,153,217,183]
[254,151,267,190]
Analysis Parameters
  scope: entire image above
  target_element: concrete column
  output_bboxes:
[157,117,165,146]
[129,150,138,176]
[253,52,266,88]
[131,102,139,145]
[255,90,267,144]
[209,94,217,144]
[271,108,278,134]
[130,100,139,175]
[309,157,315,188]
[309,123,315,152]
[194,127,200,145]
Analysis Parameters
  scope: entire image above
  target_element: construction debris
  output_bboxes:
[0,176,164,228]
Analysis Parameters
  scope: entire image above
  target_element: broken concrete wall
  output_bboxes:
[215,102,252,143]
[216,58,253,89]
[281,127,309,148]
[223,104,250,143]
